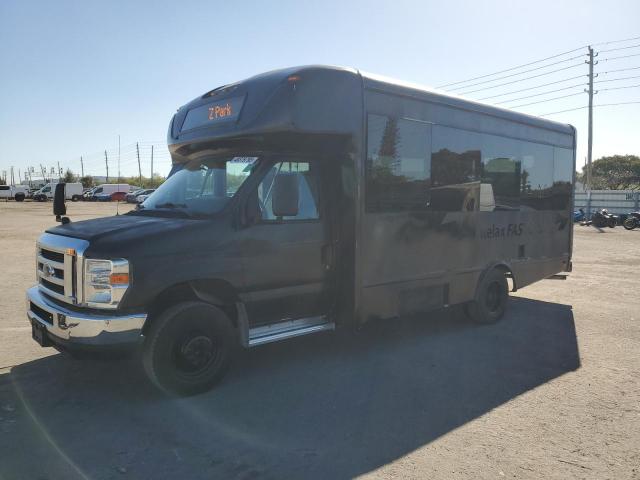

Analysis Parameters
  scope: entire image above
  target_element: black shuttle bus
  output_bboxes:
[27,66,576,394]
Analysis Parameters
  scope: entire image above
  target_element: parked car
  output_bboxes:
[110,191,127,202]
[136,193,152,204]
[85,184,132,201]
[126,189,155,203]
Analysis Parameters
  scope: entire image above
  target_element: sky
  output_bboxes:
[1,0,639,181]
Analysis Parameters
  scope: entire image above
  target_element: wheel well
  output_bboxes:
[493,263,517,292]
[144,279,240,334]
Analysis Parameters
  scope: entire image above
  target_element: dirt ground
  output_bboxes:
[0,200,639,480]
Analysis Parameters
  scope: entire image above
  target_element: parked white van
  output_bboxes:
[34,183,83,202]
[0,184,29,201]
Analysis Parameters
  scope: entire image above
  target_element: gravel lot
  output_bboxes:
[1,201,639,480]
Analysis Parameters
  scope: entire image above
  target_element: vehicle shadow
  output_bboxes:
[0,297,579,480]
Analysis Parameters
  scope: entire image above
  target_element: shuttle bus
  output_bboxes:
[26,66,575,394]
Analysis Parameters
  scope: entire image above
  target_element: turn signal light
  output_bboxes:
[65,248,76,256]
[109,273,129,285]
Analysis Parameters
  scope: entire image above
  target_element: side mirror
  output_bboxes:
[272,173,299,218]
[53,183,69,223]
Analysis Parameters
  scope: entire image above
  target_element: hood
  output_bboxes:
[46,214,197,244]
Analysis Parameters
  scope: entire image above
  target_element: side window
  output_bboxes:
[431,125,482,212]
[258,161,320,221]
[481,134,522,210]
[552,147,574,210]
[95,187,103,194]
[519,141,555,210]
[366,114,431,212]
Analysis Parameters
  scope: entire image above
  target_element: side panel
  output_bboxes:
[357,90,574,323]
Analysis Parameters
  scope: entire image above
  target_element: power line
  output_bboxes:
[447,56,585,92]
[436,45,587,88]
[495,83,587,105]
[457,63,585,95]
[593,35,640,47]
[509,91,585,109]
[595,74,640,84]
[478,75,586,100]
[598,66,640,75]
[598,83,640,92]
[599,53,640,62]
[540,101,640,116]
[598,43,640,54]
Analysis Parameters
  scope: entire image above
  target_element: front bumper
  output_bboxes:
[26,285,147,347]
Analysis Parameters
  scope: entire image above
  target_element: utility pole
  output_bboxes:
[150,145,154,186]
[105,150,109,183]
[585,46,598,194]
[136,142,142,186]
[118,135,121,183]
[80,156,84,178]
[57,161,62,180]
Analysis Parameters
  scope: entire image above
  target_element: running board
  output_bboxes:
[248,316,334,347]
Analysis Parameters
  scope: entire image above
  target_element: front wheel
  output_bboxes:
[623,217,638,230]
[14,193,25,202]
[142,301,236,396]
[608,217,616,228]
[465,269,509,324]
[71,195,81,202]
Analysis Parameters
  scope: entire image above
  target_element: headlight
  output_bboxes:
[84,258,130,308]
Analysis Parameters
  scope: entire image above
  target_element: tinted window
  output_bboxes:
[366,115,431,212]
[552,147,574,210]
[431,126,481,211]
[258,161,320,220]
[430,127,569,211]
[481,134,522,210]
[0,186,10,191]
[519,141,554,210]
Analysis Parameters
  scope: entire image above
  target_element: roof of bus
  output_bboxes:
[358,69,575,135]
[217,65,574,136]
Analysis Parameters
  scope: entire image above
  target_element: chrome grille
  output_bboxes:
[36,233,89,305]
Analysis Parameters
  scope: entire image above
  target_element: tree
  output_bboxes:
[581,155,640,190]
[63,169,77,183]
[80,176,94,188]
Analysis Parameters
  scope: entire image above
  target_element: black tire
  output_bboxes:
[14,193,25,202]
[465,269,509,324]
[142,301,236,396]
[608,218,616,228]
[623,217,638,230]
[71,195,81,202]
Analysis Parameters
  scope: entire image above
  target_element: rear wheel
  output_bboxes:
[14,193,25,202]
[142,301,236,396]
[623,217,638,230]
[608,217,616,228]
[465,269,509,324]
[71,195,81,202]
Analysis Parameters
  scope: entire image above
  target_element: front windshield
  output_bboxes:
[139,155,258,216]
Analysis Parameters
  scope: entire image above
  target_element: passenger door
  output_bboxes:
[239,159,333,325]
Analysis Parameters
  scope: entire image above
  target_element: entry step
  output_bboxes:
[248,316,334,347]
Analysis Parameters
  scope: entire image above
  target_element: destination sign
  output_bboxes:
[180,96,245,132]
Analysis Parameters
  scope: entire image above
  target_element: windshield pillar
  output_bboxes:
[213,169,227,197]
